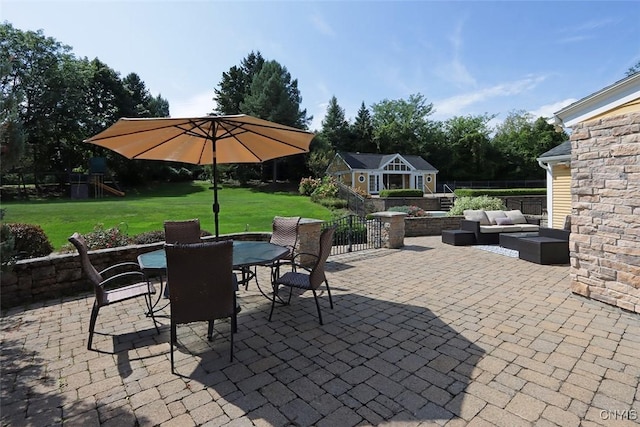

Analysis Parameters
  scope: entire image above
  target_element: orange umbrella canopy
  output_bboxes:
[83,115,314,165]
[84,115,314,238]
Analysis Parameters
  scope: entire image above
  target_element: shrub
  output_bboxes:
[388,205,427,217]
[454,188,546,197]
[316,197,348,209]
[353,186,370,199]
[83,223,131,250]
[448,196,506,216]
[1,223,16,270]
[131,229,213,245]
[330,222,368,246]
[310,176,338,200]
[379,189,423,198]
[132,230,165,245]
[5,223,54,259]
[299,176,321,196]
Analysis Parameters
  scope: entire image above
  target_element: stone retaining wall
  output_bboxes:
[404,216,463,237]
[0,232,271,309]
[569,112,640,313]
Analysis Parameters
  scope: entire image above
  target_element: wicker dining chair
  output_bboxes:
[268,216,301,279]
[164,219,202,244]
[68,233,158,351]
[269,226,335,325]
[165,240,236,374]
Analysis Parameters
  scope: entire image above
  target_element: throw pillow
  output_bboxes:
[463,210,490,225]
[505,210,527,224]
[485,210,508,225]
[495,217,514,226]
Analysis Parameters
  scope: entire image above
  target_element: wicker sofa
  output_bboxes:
[460,209,540,245]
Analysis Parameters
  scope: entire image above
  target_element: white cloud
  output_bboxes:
[560,18,616,34]
[169,90,216,118]
[433,75,547,119]
[435,18,476,87]
[529,98,578,119]
[310,13,335,37]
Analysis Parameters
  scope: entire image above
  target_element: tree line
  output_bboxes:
[1,22,569,193]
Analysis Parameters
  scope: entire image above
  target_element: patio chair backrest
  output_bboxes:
[164,219,201,244]
[309,227,335,291]
[165,240,235,325]
[68,232,105,300]
[270,216,301,259]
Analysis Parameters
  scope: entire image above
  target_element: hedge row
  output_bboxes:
[379,189,424,198]
[453,188,546,197]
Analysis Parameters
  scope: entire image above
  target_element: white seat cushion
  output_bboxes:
[518,224,540,232]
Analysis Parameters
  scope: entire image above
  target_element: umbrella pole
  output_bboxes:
[211,130,220,240]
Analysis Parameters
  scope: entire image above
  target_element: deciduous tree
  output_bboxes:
[371,93,435,155]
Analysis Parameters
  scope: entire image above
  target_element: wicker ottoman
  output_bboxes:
[499,232,539,251]
[442,230,475,246]
[518,236,569,265]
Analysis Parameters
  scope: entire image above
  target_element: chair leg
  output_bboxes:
[207,320,215,341]
[87,303,100,350]
[232,294,238,333]
[145,293,160,334]
[312,289,323,325]
[325,280,334,309]
[170,321,177,374]
[269,285,278,321]
[229,323,234,362]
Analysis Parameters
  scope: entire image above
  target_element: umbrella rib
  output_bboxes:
[86,120,202,142]
[216,121,309,157]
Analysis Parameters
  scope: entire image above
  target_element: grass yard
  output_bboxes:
[1,181,333,251]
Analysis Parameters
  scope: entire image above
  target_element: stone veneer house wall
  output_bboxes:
[569,113,640,313]
[554,73,640,313]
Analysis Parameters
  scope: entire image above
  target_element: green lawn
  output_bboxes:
[1,181,333,250]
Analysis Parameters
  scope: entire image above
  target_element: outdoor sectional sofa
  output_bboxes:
[460,209,540,245]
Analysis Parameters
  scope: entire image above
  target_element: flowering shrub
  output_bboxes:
[388,205,427,217]
[83,223,131,249]
[310,176,338,200]
[299,177,321,196]
[353,186,371,199]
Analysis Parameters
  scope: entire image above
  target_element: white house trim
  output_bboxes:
[554,73,640,128]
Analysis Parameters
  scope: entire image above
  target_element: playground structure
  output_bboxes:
[70,157,125,199]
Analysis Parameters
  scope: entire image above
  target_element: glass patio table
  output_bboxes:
[138,241,289,312]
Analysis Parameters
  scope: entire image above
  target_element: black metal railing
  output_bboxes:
[505,199,544,215]
[336,181,371,216]
[324,214,382,255]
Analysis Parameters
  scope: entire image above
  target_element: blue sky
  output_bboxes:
[3,1,639,131]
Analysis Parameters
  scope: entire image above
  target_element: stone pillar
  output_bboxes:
[372,212,407,249]
[297,218,325,267]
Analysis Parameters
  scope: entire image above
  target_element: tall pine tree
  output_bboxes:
[351,102,374,153]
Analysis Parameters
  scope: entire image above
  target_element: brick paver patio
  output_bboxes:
[2,235,639,426]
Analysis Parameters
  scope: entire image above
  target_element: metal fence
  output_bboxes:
[437,180,546,192]
[324,214,383,255]
[505,199,545,216]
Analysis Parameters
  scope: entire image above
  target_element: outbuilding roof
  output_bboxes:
[538,140,571,159]
[338,152,438,172]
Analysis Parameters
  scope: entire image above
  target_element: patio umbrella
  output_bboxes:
[84,115,315,237]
